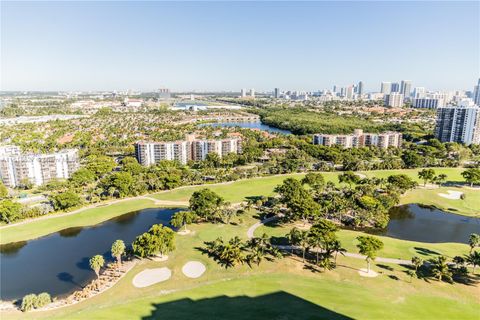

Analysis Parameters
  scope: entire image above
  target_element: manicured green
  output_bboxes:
[257,222,471,261]
[401,187,480,217]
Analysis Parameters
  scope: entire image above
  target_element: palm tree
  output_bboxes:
[436,174,447,187]
[411,256,423,273]
[468,233,480,254]
[429,256,452,282]
[170,210,197,232]
[356,236,384,273]
[287,227,301,254]
[465,251,480,274]
[89,255,105,278]
[331,239,346,265]
[111,240,126,267]
[298,230,310,263]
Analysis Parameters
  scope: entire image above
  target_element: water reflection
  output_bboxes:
[58,227,83,238]
[0,208,180,300]
[384,204,480,244]
[0,241,27,256]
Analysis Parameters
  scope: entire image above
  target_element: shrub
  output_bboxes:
[21,294,37,312]
[34,292,51,308]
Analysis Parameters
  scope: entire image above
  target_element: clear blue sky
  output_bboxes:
[1,1,479,92]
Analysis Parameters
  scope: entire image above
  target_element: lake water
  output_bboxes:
[200,121,292,135]
[382,204,480,243]
[0,208,180,301]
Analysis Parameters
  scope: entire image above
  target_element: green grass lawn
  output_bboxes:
[401,187,480,217]
[257,221,471,261]
[3,210,478,320]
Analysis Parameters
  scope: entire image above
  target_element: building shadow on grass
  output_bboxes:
[141,291,353,320]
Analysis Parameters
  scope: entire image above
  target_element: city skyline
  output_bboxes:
[1,1,479,92]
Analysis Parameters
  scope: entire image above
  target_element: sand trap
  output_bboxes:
[438,190,463,200]
[178,229,193,235]
[182,261,206,278]
[132,267,171,288]
[358,268,378,278]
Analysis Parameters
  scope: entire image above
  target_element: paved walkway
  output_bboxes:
[247,215,412,266]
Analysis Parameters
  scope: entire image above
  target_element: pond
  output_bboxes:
[0,208,180,301]
[381,204,480,243]
[199,121,292,135]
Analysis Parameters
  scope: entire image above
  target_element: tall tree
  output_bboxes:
[356,236,384,273]
[418,168,436,187]
[468,233,480,253]
[411,256,423,273]
[461,168,480,187]
[338,171,360,188]
[465,251,480,274]
[189,188,224,222]
[429,256,452,282]
[111,240,126,267]
[89,255,105,278]
[170,210,197,232]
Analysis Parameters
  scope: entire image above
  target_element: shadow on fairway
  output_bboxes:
[141,291,353,320]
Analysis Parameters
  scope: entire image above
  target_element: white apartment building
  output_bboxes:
[0,149,80,188]
[313,129,402,149]
[434,105,480,145]
[135,137,242,165]
[135,141,189,166]
[384,93,404,108]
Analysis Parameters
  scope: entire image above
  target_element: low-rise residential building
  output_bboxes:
[135,137,242,165]
[313,129,402,149]
[0,149,80,187]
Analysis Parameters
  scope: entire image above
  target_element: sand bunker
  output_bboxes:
[182,261,206,278]
[358,268,378,278]
[132,267,171,288]
[438,190,463,200]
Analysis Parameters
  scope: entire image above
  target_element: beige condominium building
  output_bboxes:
[313,129,402,149]
[135,137,242,166]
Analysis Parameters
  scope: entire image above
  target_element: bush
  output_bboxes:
[21,294,37,312]
[460,193,466,200]
[34,292,51,308]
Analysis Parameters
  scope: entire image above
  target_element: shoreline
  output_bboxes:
[0,260,137,313]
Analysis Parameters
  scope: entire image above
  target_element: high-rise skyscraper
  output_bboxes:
[250,88,255,98]
[400,80,412,97]
[240,89,246,98]
[346,86,354,99]
[380,82,391,94]
[413,87,426,99]
[274,88,280,99]
[391,82,400,93]
[434,106,480,145]
[473,78,480,105]
[357,81,364,96]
